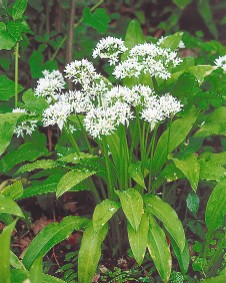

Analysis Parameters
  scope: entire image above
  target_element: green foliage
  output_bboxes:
[0,194,24,218]
[78,222,108,283]
[23,216,89,269]
[205,178,226,233]
[0,220,17,283]
[0,75,23,101]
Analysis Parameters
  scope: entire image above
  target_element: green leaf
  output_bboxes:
[7,21,23,41]
[127,212,149,265]
[188,65,217,85]
[43,274,67,283]
[12,0,27,20]
[197,0,218,39]
[205,178,226,233]
[153,107,199,175]
[159,32,183,50]
[22,89,48,114]
[170,239,190,274]
[147,214,171,283]
[0,220,17,283]
[29,257,43,283]
[0,195,24,217]
[16,159,55,175]
[0,142,49,173]
[23,216,89,269]
[195,107,226,137]
[198,152,226,182]
[0,30,16,50]
[117,188,144,231]
[202,274,226,283]
[10,269,29,283]
[172,154,200,191]
[128,162,146,189]
[2,180,23,200]
[82,7,111,34]
[173,0,192,9]
[56,169,95,198]
[10,251,26,270]
[123,19,146,51]
[93,200,120,231]
[0,113,23,156]
[78,222,108,283]
[186,193,200,214]
[0,75,23,101]
[144,194,185,251]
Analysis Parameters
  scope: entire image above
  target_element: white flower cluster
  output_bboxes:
[64,59,100,88]
[35,70,65,103]
[141,93,183,129]
[93,36,128,65]
[113,43,182,80]
[12,108,38,137]
[31,37,183,138]
[215,55,226,72]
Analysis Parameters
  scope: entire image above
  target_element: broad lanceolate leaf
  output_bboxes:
[205,178,226,233]
[0,220,17,283]
[172,154,200,191]
[128,212,149,265]
[128,162,146,189]
[153,106,199,175]
[159,32,183,50]
[0,113,23,156]
[22,216,89,269]
[144,194,185,251]
[0,142,50,173]
[56,169,95,198]
[117,188,144,231]
[170,238,190,274]
[1,180,23,200]
[16,159,55,175]
[195,107,226,138]
[202,273,226,283]
[78,222,108,283]
[29,257,43,283]
[93,200,120,231]
[147,214,171,283]
[0,75,23,100]
[12,0,28,20]
[198,152,226,182]
[0,195,24,218]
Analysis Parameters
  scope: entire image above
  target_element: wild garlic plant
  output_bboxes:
[10,22,222,283]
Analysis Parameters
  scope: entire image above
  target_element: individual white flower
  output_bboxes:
[14,120,38,138]
[64,59,100,88]
[42,100,71,130]
[93,36,127,65]
[215,55,226,72]
[159,93,183,118]
[35,70,65,103]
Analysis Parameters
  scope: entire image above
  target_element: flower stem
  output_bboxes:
[76,115,92,153]
[65,124,80,155]
[103,137,115,199]
[14,42,19,108]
